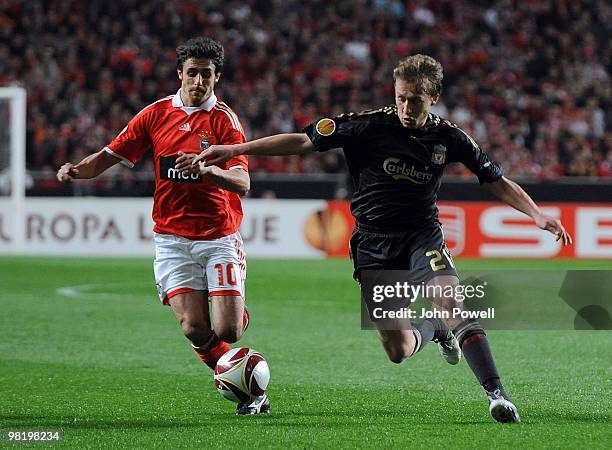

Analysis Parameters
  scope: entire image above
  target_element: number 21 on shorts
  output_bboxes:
[214,263,237,286]
[426,247,455,271]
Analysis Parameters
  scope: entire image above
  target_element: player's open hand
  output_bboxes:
[57,163,79,183]
[174,151,200,174]
[534,213,572,245]
[193,145,239,167]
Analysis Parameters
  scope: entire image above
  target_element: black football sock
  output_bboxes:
[453,319,507,397]
[411,319,436,355]
[429,317,451,341]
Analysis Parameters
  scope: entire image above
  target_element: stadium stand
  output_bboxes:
[1,0,610,196]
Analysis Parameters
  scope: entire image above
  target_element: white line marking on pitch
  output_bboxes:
[57,283,152,300]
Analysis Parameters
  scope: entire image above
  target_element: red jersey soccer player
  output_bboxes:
[57,37,269,415]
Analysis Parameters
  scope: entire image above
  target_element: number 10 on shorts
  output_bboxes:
[214,263,237,286]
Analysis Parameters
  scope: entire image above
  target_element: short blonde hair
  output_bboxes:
[393,54,443,96]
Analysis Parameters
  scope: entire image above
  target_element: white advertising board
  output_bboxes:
[0,198,326,258]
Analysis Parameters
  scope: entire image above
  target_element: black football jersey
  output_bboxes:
[303,107,503,232]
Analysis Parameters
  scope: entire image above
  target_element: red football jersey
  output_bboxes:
[105,91,248,240]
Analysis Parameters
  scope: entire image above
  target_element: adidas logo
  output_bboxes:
[178,123,191,131]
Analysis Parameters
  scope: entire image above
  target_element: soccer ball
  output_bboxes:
[214,347,270,403]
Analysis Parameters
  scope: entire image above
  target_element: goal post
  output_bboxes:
[0,86,27,253]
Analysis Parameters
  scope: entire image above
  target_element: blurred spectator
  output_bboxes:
[0,0,610,197]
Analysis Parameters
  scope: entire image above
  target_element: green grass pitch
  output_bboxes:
[1,257,611,448]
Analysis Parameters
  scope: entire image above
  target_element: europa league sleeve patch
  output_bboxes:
[315,118,336,136]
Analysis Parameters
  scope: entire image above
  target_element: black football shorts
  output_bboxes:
[349,222,458,284]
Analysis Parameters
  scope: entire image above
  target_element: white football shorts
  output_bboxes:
[153,231,246,304]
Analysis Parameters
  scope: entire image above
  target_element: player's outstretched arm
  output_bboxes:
[56,149,121,182]
[486,176,572,245]
[191,133,314,167]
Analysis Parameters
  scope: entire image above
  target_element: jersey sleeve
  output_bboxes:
[105,110,153,168]
[302,116,368,152]
[223,154,248,172]
[449,126,503,184]
[216,109,248,171]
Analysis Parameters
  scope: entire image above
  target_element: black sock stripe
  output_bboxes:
[453,319,485,346]
[452,321,473,341]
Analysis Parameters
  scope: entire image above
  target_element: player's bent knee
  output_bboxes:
[378,330,415,364]
[387,351,406,364]
[384,345,410,364]
[180,320,212,345]
[215,323,242,344]
[388,353,405,364]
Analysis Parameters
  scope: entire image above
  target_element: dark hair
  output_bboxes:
[393,54,443,96]
[176,37,224,73]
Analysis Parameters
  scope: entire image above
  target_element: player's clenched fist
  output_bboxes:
[193,144,239,167]
[57,163,79,182]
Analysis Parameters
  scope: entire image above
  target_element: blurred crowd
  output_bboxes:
[1,0,610,191]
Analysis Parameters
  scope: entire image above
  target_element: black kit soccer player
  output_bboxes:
[185,54,572,423]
